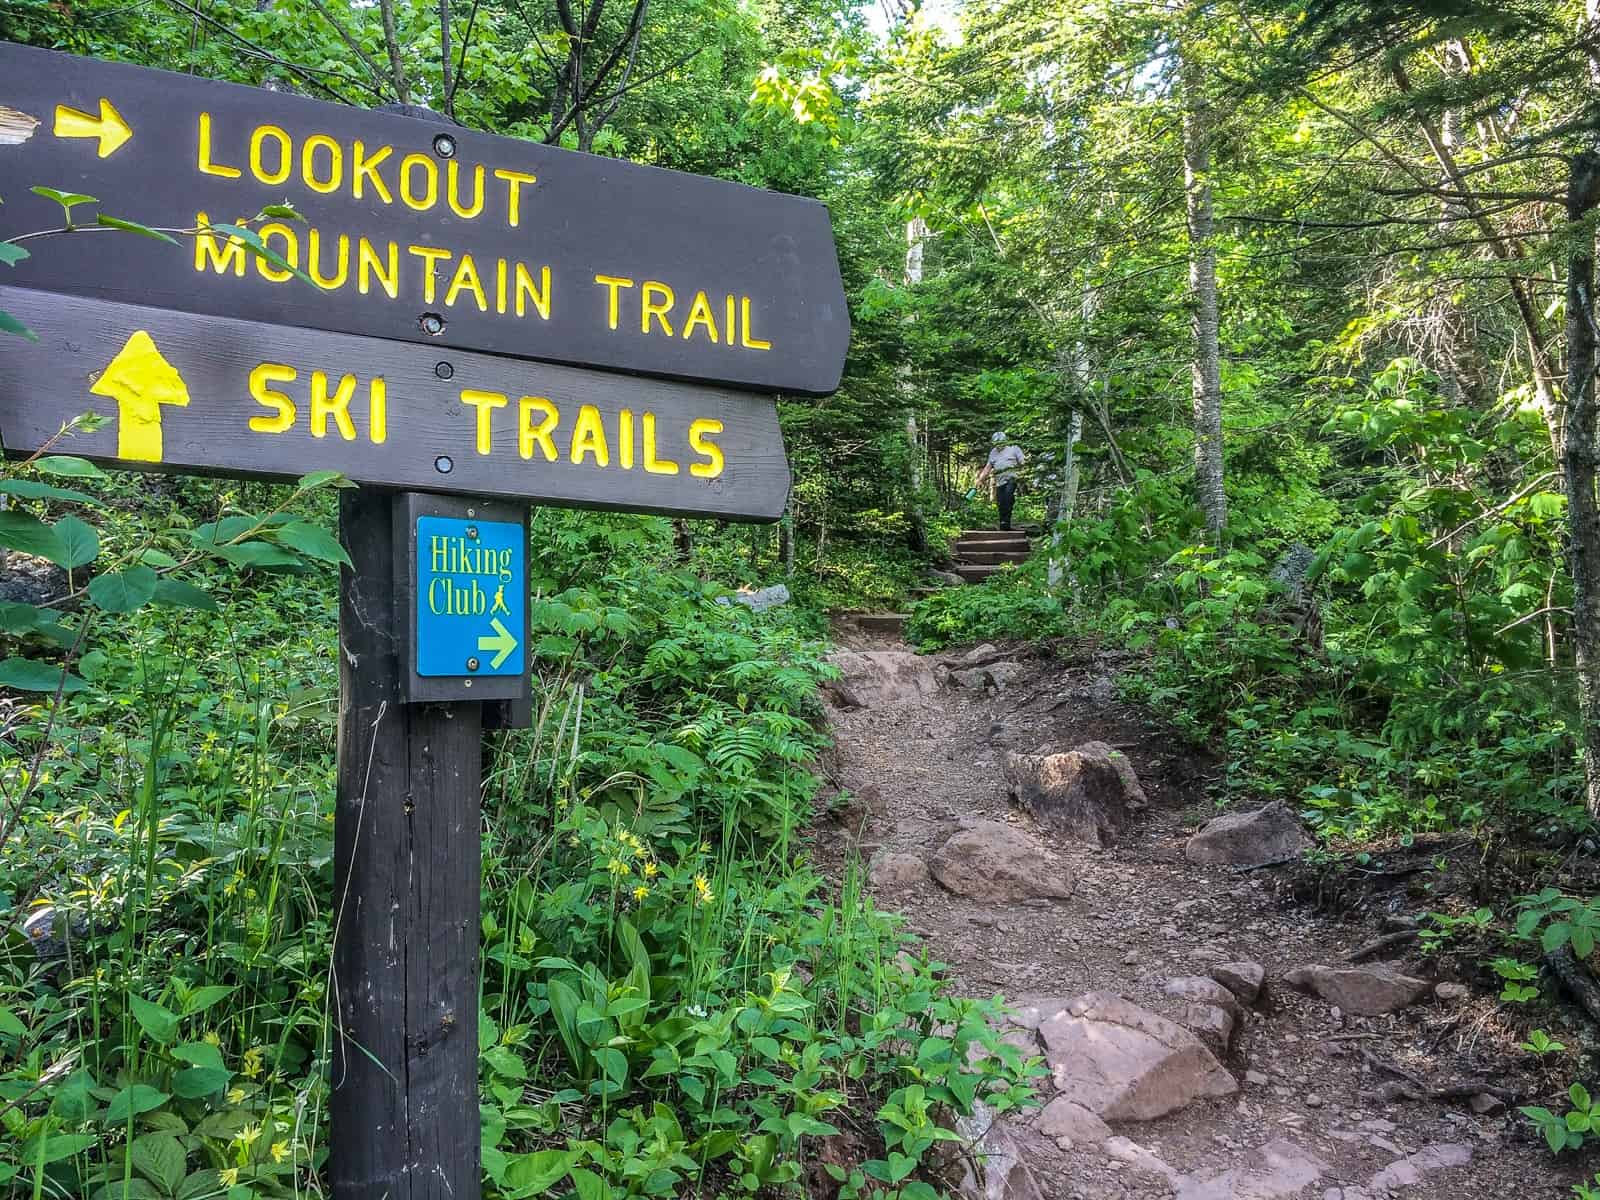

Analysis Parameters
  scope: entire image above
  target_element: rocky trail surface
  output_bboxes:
[815,627,1586,1199]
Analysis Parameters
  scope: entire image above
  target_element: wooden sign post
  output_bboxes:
[0,39,850,1200]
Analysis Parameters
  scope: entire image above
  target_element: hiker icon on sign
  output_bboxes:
[491,584,509,615]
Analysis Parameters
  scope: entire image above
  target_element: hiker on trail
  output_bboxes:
[975,431,1026,531]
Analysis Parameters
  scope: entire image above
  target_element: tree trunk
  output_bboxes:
[1563,142,1600,816]
[1047,409,1083,590]
[1182,55,1227,539]
[779,505,795,578]
[904,218,929,553]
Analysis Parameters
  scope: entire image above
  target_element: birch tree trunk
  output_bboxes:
[1182,54,1227,539]
[1047,409,1083,590]
[904,218,929,553]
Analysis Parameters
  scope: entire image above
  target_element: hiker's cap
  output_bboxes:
[992,431,1008,445]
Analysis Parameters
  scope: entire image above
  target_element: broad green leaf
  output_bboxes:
[0,242,28,266]
[131,1132,186,1194]
[20,1132,96,1164]
[128,995,179,1045]
[138,549,181,568]
[30,186,98,216]
[0,602,44,634]
[0,511,68,561]
[0,307,37,341]
[50,516,100,569]
[258,202,305,220]
[0,657,87,692]
[0,479,96,503]
[209,222,319,288]
[92,1179,161,1200]
[88,566,158,613]
[208,541,306,571]
[179,985,234,1016]
[170,1066,229,1099]
[151,579,218,613]
[105,1083,169,1123]
[501,1150,573,1195]
[171,1042,225,1070]
[271,520,351,566]
[36,456,109,479]
[177,1173,223,1200]
[568,1168,609,1200]
[296,468,355,490]
[0,1005,25,1036]
[97,214,180,245]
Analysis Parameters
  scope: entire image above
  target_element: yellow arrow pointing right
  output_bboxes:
[54,98,132,158]
[477,617,519,670]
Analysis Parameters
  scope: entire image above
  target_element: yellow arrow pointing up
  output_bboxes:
[477,617,519,670]
[53,98,132,158]
[90,331,190,463]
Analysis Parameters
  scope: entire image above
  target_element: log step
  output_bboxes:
[954,564,1005,582]
[855,612,910,635]
[955,549,1030,565]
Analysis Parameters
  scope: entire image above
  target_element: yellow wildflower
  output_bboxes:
[219,1167,240,1187]
[643,862,658,878]
[227,1087,246,1104]
[238,1122,262,1148]
[241,1047,264,1078]
[270,1141,290,1164]
[606,857,631,877]
[692,874,714,905]
[632,885,649,902]
[699,840,711,853]
[203,1030,221,1047]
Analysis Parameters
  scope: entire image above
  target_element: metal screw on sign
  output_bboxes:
[466,657,480,671]
[466,526,478,540]
[433,133,457,159]
[434,455,454,474]
[420,312,446,335]
[435,361,454,380]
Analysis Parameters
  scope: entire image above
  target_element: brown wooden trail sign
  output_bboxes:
[0,39,850,395]
[0,286,790,521]
[0,41,846,1200]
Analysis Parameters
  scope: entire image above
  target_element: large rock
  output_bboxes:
[1035,1096,1112,1148]
[1040,991,1238,1121]
[951,662,1024,692]
[869,852,930,892]
[1004,741,1148,847]
[1210,961,1266,1005]
[930,822,1076,903]
[1282,964,1430,1015]
[955,1103,1046,1200]
[1185,801,1310,867]
[824,650,942,708]
[1164,976,1241,1014]
[1175,1139,1328,1200]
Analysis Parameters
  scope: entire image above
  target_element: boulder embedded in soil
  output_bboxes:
[1035,1096,1112,1148]
[1282,964,1430,1015]
[1004,741,1148,847]
[1163,976,1241,1014]
[1175,1004,1235,1057]
[951,662,1024,692]
[955,1103,1046,1200]
[1039,991,1238,1121]
[1210,961,1266,1005]
[1174,1139,1328,1200]
[868,852,930,892]
[1185,801,1310,867]
[930,821,1076,903]
[825,650,942,708]
[1363,1142,1473,1191]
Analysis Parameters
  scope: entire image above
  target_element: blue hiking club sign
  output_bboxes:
[415,514,525,681]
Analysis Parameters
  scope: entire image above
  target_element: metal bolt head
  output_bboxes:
[466,508,476,518]
[434,361,454,380]
[466,657,480,671]
[433,133,457,159]
[434,455,454,474]
[419,312,446,336]
[466,525,478,539]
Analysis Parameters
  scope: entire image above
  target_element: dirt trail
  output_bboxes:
[815,628,1581,1200]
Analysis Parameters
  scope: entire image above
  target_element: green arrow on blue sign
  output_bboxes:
[415,515,525,679]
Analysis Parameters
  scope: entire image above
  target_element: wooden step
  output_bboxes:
[959,529,1030,542]
[955,549,1030,565]
[855,612,910,635]
[909,586,945,597]
[954,563,1004,582]
[957,534,1030,549]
